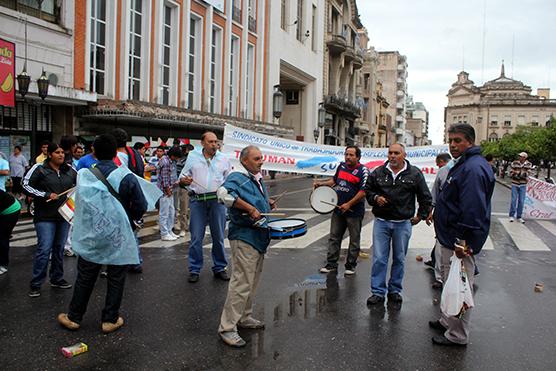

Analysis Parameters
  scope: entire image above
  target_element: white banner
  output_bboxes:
[222,124,449,182]
[524,177,556,220]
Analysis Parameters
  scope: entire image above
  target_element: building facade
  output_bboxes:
[376,51,407,143]
[322,0,364,146]
[269,0,325,142]
[406,96,430,146]
[0,1,96,159]
[445,64,556,143]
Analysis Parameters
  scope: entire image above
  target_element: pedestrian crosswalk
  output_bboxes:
[8,211,556,253]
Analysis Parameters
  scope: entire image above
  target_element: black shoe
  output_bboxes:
[188,273,200,283]
[366,295,385,306]
[100,271,108,278]
[387,292,403,303]
[214,270,230,281]
[28,288,41,298]
[431,281,443,290]
[424,260,434,268]
[428,320,447,332]
[432,335,466,347]
[51,279,72,289]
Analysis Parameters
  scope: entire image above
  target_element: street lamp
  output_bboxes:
[37,69,50,100]
[314,102,326,143]
[17,17,30,97]
[272,85,283,119]
[370,132,375,147]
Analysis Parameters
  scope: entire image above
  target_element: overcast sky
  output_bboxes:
[358,0,556,144]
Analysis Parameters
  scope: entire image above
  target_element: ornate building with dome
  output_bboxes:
[444,63,556,143]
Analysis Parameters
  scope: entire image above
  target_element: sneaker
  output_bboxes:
[387,292,403,303]
[161,234,177,241]
[319,265,337,274]
[57,313,80,330]
[28,288,41,298]
[424,260,435,268]
[214,270,230,281]
[238,317,265,329]
[220,331,246,347]
[170,232,180,239]
[179,231,186,237]
[102,316,124,334]
[0,266,7,275]
[64,248,75,257]
[518,218,525,224]
[344,268,356,276]
[51,279,72,289]
[509,217,515,222]
[188,273,200,283]
[100,271,108,278]
[366,295,385,306]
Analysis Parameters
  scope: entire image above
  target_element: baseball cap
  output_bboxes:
[518,152,528,158]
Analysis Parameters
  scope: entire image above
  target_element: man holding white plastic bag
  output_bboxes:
[430,123,495,346]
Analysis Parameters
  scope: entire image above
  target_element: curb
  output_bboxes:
[495,178,512,190]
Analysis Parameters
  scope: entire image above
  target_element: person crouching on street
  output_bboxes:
[57,134,148,334]
[22,143,77,298]
[217,145,276,347]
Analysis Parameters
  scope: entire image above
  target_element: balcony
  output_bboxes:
[323,94,361,118]
[352,49,364,69]
[344,46,356,63]
[396,115,404,122]
[397,64,406,71]
[327,34,347,55]
[248,16,257,33]
[396,90,405,97]
[232,5,242,23]
[396,102,404,109]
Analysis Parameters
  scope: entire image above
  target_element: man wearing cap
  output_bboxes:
[509,152,532,223]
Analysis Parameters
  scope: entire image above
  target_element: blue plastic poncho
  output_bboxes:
[71,167,140,265]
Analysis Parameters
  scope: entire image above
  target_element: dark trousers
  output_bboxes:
[68,257,127,324]
[327,212,362,269]
[0,211,20,266]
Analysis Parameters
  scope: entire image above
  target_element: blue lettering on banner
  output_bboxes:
[231,130,269,145]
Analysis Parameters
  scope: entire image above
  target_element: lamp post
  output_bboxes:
[314,102,325,143]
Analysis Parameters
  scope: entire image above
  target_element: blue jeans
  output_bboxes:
[188,199,228,274]
[31,220,71,288]
[159,194,175,236]
[370,219,412,297]
[509,185,526,218]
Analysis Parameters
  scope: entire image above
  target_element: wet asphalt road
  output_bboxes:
[0,177,555,370]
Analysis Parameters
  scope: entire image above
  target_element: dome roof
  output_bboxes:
[482,62,531,92]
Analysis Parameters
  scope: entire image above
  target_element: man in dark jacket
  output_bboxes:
[430,123,495,346]
[365,143,432,306]
[111,128,145,178]
[57,134,148,334]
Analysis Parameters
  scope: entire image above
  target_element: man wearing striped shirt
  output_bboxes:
[314,146,369,277]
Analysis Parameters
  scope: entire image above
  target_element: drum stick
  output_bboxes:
[191,179,209,191]
[320,200,353,212]
[46,187,75,202]
[271,191,288,202]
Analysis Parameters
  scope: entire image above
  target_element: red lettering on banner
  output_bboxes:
[529,209,553,219]
[261,154,296,165]
[234,150,241,159]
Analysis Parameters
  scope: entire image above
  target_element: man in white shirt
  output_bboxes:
[179,132,231,283]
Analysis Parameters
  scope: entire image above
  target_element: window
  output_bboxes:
[159,4,173,105]
[296,0,304,41]
[248,0,256,32]
[2,0,58,23]
[209,27,222,113]
[531,115,539,127]
[518,115,525,124]
[503,120,511,127]
[477,116,482,124]
[281,0,287,30]
[286,90,299,105]
[128,0,143,100]
[89,0,106,95]
[228,36,239,115]
[245,44,255,118]
[186,17,201,109]
[488,133,498,142]
[311,5,317,51]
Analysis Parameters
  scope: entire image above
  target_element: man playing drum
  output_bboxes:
[216,145,276,347]
[314,145,369,276]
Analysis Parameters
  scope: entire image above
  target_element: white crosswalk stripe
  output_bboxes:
[8,214,555,252]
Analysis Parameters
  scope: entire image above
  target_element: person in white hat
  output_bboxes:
[508,152,532,223]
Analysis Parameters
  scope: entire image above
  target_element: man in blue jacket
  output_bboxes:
[216,145,276,347]
[430,123,495,346]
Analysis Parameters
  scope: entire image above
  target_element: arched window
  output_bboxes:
[488,132,498,142]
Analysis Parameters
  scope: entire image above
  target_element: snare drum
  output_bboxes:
[268,218,307,239]
[310,186,338,214]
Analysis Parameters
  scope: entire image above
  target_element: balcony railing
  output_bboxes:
[323,94,361,118]
[248,16,257,32]
[232,5,242,23]
[326,34,347,55]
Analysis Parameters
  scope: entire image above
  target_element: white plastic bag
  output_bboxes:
[440,253,474,316]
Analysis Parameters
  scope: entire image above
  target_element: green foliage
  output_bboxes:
[480,117,556,165]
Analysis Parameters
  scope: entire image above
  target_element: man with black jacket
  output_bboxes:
[365,143,432,306]
[430,124,495,346]
[111,128,145,178]
[57,134,148,334]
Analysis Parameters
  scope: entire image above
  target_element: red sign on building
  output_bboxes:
[0,38,16,108]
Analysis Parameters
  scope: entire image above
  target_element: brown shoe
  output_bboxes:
[57,313,80,330]
[102,316,124,334]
